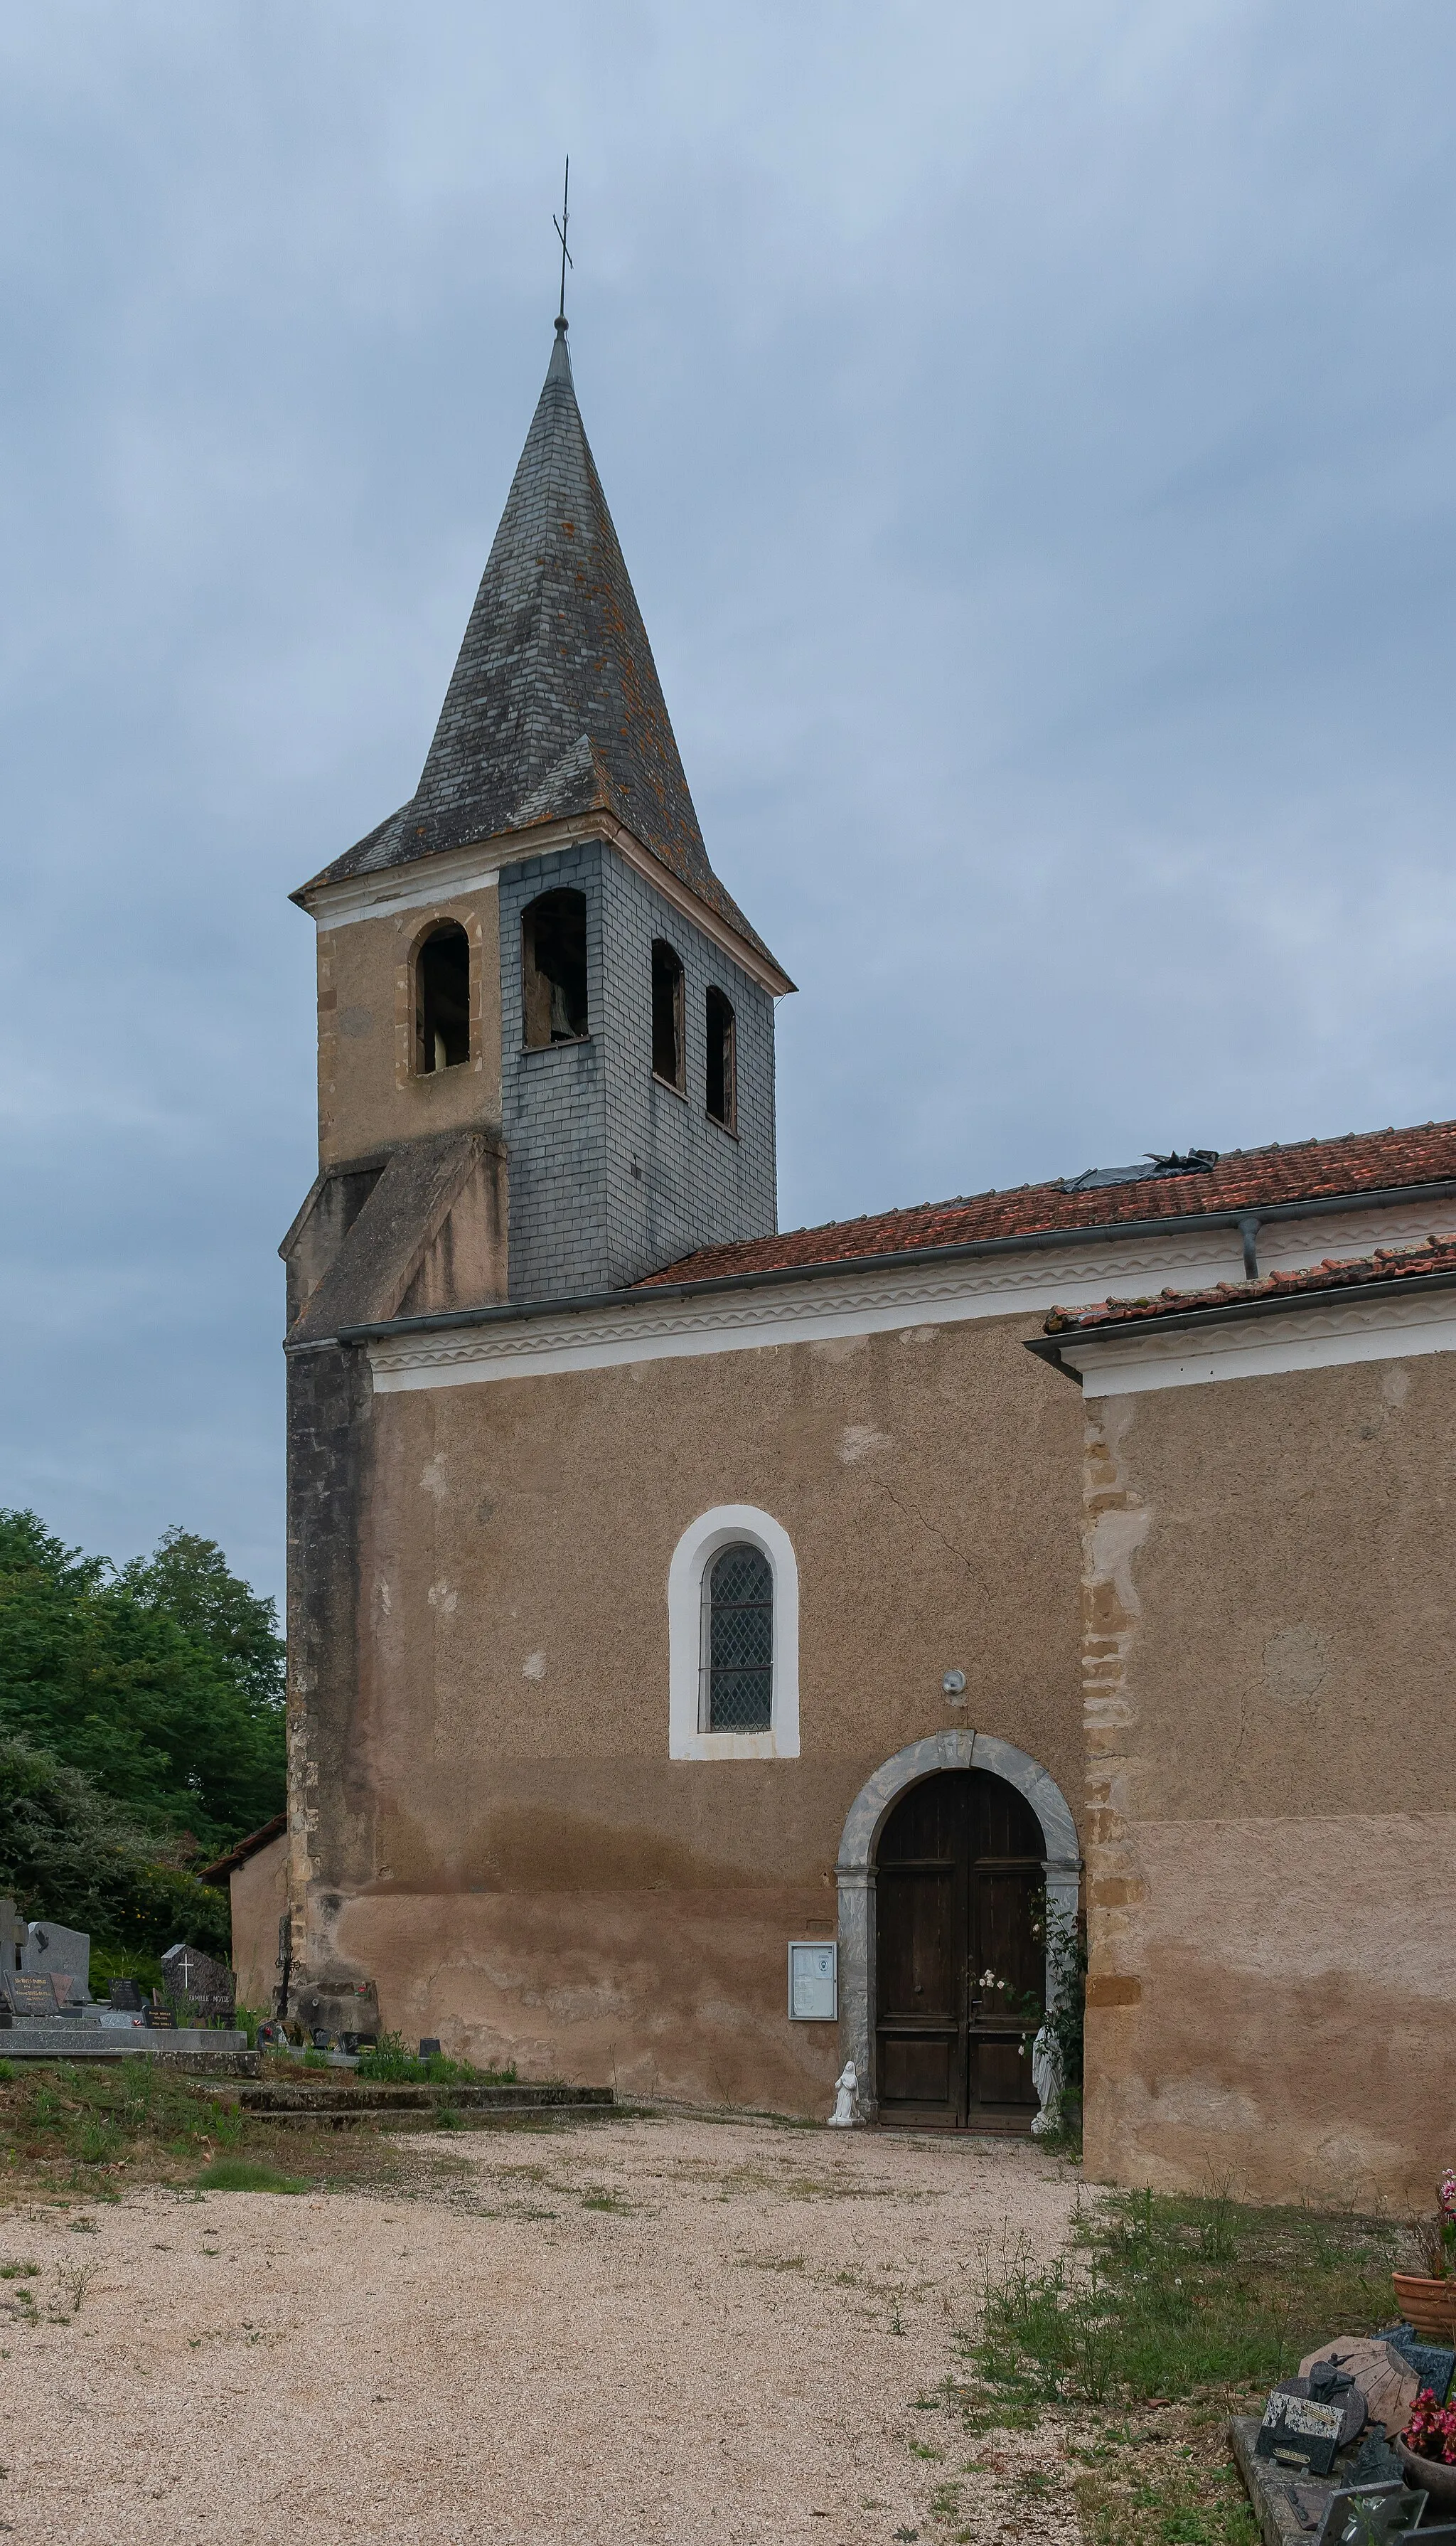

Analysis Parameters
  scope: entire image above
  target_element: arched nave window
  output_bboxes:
[666,1506,800,1761]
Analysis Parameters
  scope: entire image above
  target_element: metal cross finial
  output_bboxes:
[553,156,573,330]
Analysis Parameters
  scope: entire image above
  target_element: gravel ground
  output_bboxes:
[0,2116,1084,2546]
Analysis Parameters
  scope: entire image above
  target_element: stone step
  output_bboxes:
[0,2025,257,2074]
[228,2079,613,2116]
[235,2097,618,2132]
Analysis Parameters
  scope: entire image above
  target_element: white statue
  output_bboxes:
[828,2060,858,2127]
[1029,2025,1061,2136]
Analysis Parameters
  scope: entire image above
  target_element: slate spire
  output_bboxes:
[306,324,771,962]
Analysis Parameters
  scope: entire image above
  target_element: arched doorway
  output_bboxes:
[834,1730,1080,2130]
[875,1769,1044,2131]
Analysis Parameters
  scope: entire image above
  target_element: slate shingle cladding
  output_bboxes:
[499,842,776,1300]
[299,326,778,974]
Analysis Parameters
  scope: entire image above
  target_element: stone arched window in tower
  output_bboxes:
[414,922,471,1075]
[702,1542,774,1732]
[521,889,589,1048]
[705,986,737,1131]
[651,939,685,1091]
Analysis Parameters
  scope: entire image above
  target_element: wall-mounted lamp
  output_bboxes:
[942,1668,967,1703]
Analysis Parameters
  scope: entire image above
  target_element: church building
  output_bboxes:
[261,314,1456,2210]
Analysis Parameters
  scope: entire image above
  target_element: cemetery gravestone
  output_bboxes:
[21,1923,90,2001]
[108,1977,144,2011]
[159,1943,234,2024]
[1,1974,64,2020]
[1379,2323,1456,2403]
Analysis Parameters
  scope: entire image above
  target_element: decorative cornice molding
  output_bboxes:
[358,1199,1456,1395]
[367,1228,1252,1391]
[304,833,535,929]
[1054,1282,1456,1397]
[1256,1203,1456,1269]
[299,812,792,996]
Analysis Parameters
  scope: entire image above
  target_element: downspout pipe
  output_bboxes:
[1238,1213,1261,1280]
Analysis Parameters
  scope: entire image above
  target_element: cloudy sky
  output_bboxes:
[3,1,1455,1604]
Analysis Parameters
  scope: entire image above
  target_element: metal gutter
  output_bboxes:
[1024,1262,1456,1384]
[314,1174,1456,1352]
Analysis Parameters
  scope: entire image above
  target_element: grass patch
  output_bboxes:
[968,2187,1398,2412]
[354,2032,518,2087]
[946,2188,1401,2546]
[1068,2435,1258,2546]
[0,2054,614,2205]
[0,2057,250,2184]
[193,2157,306,2194]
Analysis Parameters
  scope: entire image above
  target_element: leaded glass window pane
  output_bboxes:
[705,1543,773,1731]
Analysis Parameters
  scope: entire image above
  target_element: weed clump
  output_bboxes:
[355,2031,517,2088]
[950,2190,1400,2546]
[965,2188,1398,2419]
[194,2157,305,2194]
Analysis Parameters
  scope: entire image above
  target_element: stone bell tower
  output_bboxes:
[284,316,790,1341]
[277,314,791,2022]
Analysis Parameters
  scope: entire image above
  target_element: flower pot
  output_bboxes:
[1393,2271,1456,2339]
[1397,2438,1456,2512]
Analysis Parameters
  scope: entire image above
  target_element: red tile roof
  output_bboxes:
[636,1118,1456,1289]
[198,1812,287,1886]
[1043,1232,1456,1335]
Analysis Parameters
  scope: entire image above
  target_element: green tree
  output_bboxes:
[0,1734,230,1959]
[0,1510,284,1853]
[118,1527,285,1710]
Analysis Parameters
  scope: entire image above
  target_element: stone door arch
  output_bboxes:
[835,1730,1081,2124]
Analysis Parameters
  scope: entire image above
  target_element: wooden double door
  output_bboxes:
[875,1769,1044,2131]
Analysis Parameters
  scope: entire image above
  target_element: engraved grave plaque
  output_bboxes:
[1256,2389,1347,2476]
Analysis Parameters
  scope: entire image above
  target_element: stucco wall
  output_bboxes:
[315,886,502,1168]
[294,1310,1083,2110]
[230,1834,289,2013]
[1081,1349,1456,2207]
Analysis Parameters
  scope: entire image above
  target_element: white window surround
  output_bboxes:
[668,1505,800,1761]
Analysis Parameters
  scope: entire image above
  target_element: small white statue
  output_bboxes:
[828,2060,858,2127]
[1029,2025,1061,2136]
